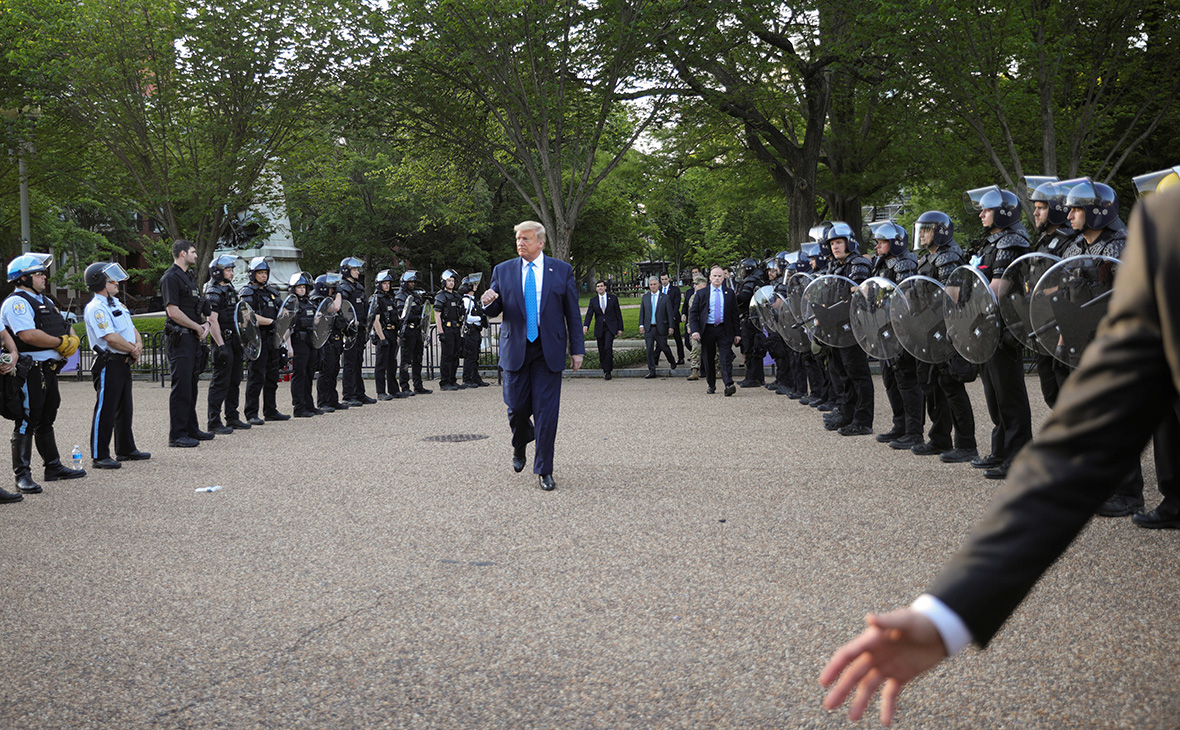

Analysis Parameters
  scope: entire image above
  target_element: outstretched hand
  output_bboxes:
[819,609,948,726]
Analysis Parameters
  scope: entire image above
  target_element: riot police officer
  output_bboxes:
[459,274,490,387]
[434,268,465,390]
[397,271,432,395]
[287,272,319,418]
[161,239,213,447]
[203,254,249,434]
[2,252,87,492]
[239,257,289,425]
[821,223,875,436]
[763,253,795,396]
[735,257,767,388]
[800,242,833,410]
[1025,178,1076,407]
[83,261,149,469]
[964,185,1033,479]
[911,212,978,463]
[337,256,375,405]
[313,273,346,412]
[869,221,923,449]
[369,270,407,400]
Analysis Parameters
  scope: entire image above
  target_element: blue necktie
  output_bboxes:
[525,262,538,342]
[651,293,658,325]
[712,287,721,324]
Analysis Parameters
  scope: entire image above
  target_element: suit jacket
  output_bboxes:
[583,292,623,338]
[639,290,674,333]
[688,285,738,339]
[662,284,682,319]
[928,186,1180,647]
[485,254,585,372]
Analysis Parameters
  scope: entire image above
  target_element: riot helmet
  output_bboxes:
[868,220,909,256]
[84,262,129,293]
[461,272,483,288]
[208,253,240,282]
[965,185,1021,229]
[738,258,760,279]
[808,222,833,243]
[1027,179,1070,227]
[339,256,365,276]
[914,211,954,250]
[375,269,394,291]
[247,256,272,282]
[314,272,342,298]
[289,271,314,292]
[822,221,860,256]
[1061,177,1119,230]
[7,252,52,283]
[1132,167,1180,199]
[401,270,418,288]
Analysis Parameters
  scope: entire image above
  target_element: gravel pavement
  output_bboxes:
[1,375,1176,729]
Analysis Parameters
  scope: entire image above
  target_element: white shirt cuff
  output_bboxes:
[911,593,973,656]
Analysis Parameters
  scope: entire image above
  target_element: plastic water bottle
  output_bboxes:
[72,445,82,470]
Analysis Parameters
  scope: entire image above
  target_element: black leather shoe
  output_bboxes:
[984,461,1010,479]
[378,394,394,401]
[876,430,904,443]
[512,446,526,473]
[392,392,411,399]
[318,405,336,413]
[359,395,377,404]
[738,380,763,388]
[0,486,22,503]
[414,387,432,394]
[227,419,251,430]
[1132,503,1180,529]
[538,474,556,491]
[191,430,215,441]
[294,411,315,418]
[911,442,949,456]
[169,436,199,448]
[474,379,491,387]
[724,383,736,396]
[314,408,327,415]
[816,402,834,412]
[209,424,233,435]
[644,372,657,379]
[971,454,1004,469]
[441,384,460,391]
[247,416,266,426]
[332,402,349,410]
[940,447,978,464]
[603,373,612,380]
[706,387,716,394]
[838,424,872,436]
[93,457,121,469]
[343,399,364,407]
[889,434,924,451]
[824,419,847,431]
[116,450,151,461]
[799,397,813,406]
[16,474,41,493]
[264,412,291,421]
[1097,493,1144,517]
[44,462,86,481]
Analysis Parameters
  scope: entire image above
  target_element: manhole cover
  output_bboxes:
[422,434,490,443]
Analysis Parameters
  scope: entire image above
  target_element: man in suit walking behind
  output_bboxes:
[688,266,740,396]
[583,279,623,380]
[639,276,677,378]
[482,221,585,491]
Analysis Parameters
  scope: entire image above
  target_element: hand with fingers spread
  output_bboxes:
[819,609,948,726]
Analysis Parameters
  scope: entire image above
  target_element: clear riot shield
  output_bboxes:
[771,292,811,353]
[802,274,858,348]
[942,265,1002,364]
[890,275,955,364]
[750,285,778,332]
[786,272,813,323]
[272,295,297,348]
[310,298,336,349]
[1029,255,1119,368]
[850,277,903,361]
[235,300,262,361]
[338,298,361,350]
[999,252,1061,355]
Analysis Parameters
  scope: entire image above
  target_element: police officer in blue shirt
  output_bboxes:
[2,252,86,494]
[83,262,150,469]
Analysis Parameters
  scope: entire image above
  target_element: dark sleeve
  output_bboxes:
[483,266,503,320]
[562,268,585,356]
[160,271,182,308]
[583,301,594,328]
[928,196,1178,646]
[990,244,1023,280]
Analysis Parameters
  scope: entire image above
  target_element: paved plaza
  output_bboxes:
[1,375,1177,728]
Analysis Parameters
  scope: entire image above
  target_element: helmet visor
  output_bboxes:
[1132,168,1180,198]
[101,263,129,282]
[963,185,1001,213]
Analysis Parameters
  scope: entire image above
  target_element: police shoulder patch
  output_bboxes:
[12,301,26,315]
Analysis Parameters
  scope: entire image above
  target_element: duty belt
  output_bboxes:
[36,359,65,372]
[96,350,133,364]
[442,322,460,328]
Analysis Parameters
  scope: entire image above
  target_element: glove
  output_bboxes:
[379,338,390,349]
[55,333,81,358]
[215,343,232,363]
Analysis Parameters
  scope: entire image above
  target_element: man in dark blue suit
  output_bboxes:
[583,279,623,379]
[640,276,677,378]
[481,221,585,491]
[688,265,741,396]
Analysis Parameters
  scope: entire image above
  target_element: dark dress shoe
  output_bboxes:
[414,387,433,394]
[93,457,121,469]
[738,380,763,388]
[209,424,234,435]
[332,402,349,410]
[0,486,22,503]
[343,399,365,407]
[816,402,834,412]
[441,384,460,391]
[44,462,86,481]
[227,419,251,430]
[1098,493,1144,517]
[169,436,199,448]
[392,392,411,399]
[378,394,394,401]
[603,373,612,380]
[838,424,872,436]
[319,405,336,413]
[116,450,151,461]
[191,430,215,441]
[984,461,1010,479]
[706,387,716,394]
[16,474,42,493]
[889,434,924,451]
[724,383,736,396]
[911,441,949,456]
[294,411,316,418]
[876,429,904,443]
[799,397,813,406]
[512,447,527,473]
[1132,503,1180,529]
[264,412,291,421]
[644,372,657,379]
[538,474,556,491]
[971,454,1004,469]
[359,395,378,404]
[940,447,978,464]
[247,416,266,426]
[314,408,328,415]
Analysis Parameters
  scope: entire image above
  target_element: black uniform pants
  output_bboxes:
[670,321,685,363]
[342,337,365,400]
[788,350,807,394]
[802,350,827,401]
[317,336,343,407]
[832,345,873,428]
[291,335,316,414]
[766,333,790,385]
[207,331,243,424]
[882,352,923,436]
[400,326,425,390]
[980,339,1033,461]
[644,327,675,374]
[596,331,616,375]
[919,361,976,450]
[740,319,766,383]
[245,331,281,418]
[90,355,137,460]
[1034,352,1060,408]
[462,328,483,383]
[167,331,201,442]
[374,332,401,395]
[699,324,734,388]
[439,324,461,385]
